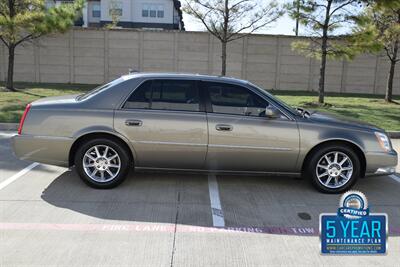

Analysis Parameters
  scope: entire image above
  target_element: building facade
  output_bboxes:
[49,0,185,30]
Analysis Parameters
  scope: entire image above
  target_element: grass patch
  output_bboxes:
[272,90,400,131]
[0,82,95,123]
[0,82,399,131]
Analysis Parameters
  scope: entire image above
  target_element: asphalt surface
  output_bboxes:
[1,132,400,266]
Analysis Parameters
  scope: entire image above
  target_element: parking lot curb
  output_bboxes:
[0,123,18,131]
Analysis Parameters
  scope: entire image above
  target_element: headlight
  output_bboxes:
[375,132,392,152]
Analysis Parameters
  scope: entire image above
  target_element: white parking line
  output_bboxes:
[0,163,40,190]
[0,132,17,137]
[208,174,225,227]
[389,174,400,183]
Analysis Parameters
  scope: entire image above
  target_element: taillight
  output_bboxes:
[18,103,32,135]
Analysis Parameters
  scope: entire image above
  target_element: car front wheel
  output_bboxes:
[307,145,360,193]
[75,138,131,189]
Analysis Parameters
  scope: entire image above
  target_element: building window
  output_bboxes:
[142,4,164,18]
[142,4,149,17]
[157,5,164,18]
[92,3,101,18]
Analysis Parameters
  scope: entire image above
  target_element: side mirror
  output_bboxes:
[265,106,280,118]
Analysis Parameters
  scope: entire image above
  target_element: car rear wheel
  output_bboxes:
[75,138,130,189]
[306,145,360,194]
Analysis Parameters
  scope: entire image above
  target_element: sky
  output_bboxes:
[181,0,298,36]
[180,0,359,37]
[182,12,298,36]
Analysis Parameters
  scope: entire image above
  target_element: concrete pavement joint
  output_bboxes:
[208,174,225,227]
[0,162,40,190]
[169,185,180,267]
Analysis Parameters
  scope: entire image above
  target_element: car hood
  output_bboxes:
[31,94,80,107]
[308,111,382,132]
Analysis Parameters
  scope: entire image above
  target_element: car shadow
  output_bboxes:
[40,168,400,234]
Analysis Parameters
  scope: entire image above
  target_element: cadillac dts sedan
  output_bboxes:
[12,73,398,193]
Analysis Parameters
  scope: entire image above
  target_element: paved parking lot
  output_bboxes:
[1,131,400,266]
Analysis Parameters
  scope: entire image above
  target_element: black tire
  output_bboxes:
[306,144,361,194]
[74,138,131,189]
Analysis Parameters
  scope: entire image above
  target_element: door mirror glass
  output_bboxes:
[265,106,280,118]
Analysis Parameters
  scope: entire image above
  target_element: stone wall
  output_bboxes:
[0,27,398,95]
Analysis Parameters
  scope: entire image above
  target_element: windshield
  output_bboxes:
[77,77,124,101]
[247,83,300,117]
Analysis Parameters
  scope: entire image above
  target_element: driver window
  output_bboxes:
[205,82,269,117]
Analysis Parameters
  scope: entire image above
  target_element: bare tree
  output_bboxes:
[184,0,283,76]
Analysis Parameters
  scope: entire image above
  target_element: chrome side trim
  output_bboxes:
[208,144,292,151]
[135,141,206,147]
[134,141,291,151]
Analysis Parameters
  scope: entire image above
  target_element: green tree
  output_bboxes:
[352,0,400,102]
[0,0,84,91]
[106,0,122,29]
[184,0,283,76]
[286,0,362,104]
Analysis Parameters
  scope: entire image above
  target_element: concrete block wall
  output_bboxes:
[0,27,399,95]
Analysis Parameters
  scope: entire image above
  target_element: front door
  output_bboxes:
[114,79,208,169]
[203,81,300,172]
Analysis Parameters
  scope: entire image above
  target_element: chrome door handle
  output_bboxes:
[216,124,233,131]
[125,120,143,126]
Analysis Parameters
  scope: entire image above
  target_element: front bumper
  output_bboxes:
[12,134,73,167]
[365,149,398,176]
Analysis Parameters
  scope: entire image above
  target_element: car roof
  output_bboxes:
[120,72,250,86]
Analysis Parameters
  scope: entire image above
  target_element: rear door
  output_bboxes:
[114,79,208,169]
[203,81,300,172]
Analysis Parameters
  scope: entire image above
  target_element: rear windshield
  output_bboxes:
[77,78,124,101]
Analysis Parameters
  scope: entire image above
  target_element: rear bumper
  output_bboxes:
[11,134,73,167]
[365,150,398,176]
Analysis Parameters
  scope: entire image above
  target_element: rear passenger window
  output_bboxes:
[123,80,152,109]
[204,82,268,117]
[123,80,200,112]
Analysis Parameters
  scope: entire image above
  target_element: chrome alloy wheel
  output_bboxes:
[315,151,353,189]
[83,145,121,183]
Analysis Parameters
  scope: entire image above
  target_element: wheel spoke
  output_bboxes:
[109,164,120,168]
[84,163,95,168]
[94,146,101,158]
[100,171,104,180]
[334,152,338,164]
[324,155,332,164]
[341,166,352,171]
[334,176,339,185]
[91,169,98,177]
[317,164,328,170]
[318,171,329,178]
[339,157,348,166]
[340,173,348,180]
[106,169,114,177]
[325,176,333,185]
[103,146,109,157]
[108,154,118,161]
[85,153,96,161]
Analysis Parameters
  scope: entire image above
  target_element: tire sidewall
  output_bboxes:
[307,145,360,194]
[74,138,131,189]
